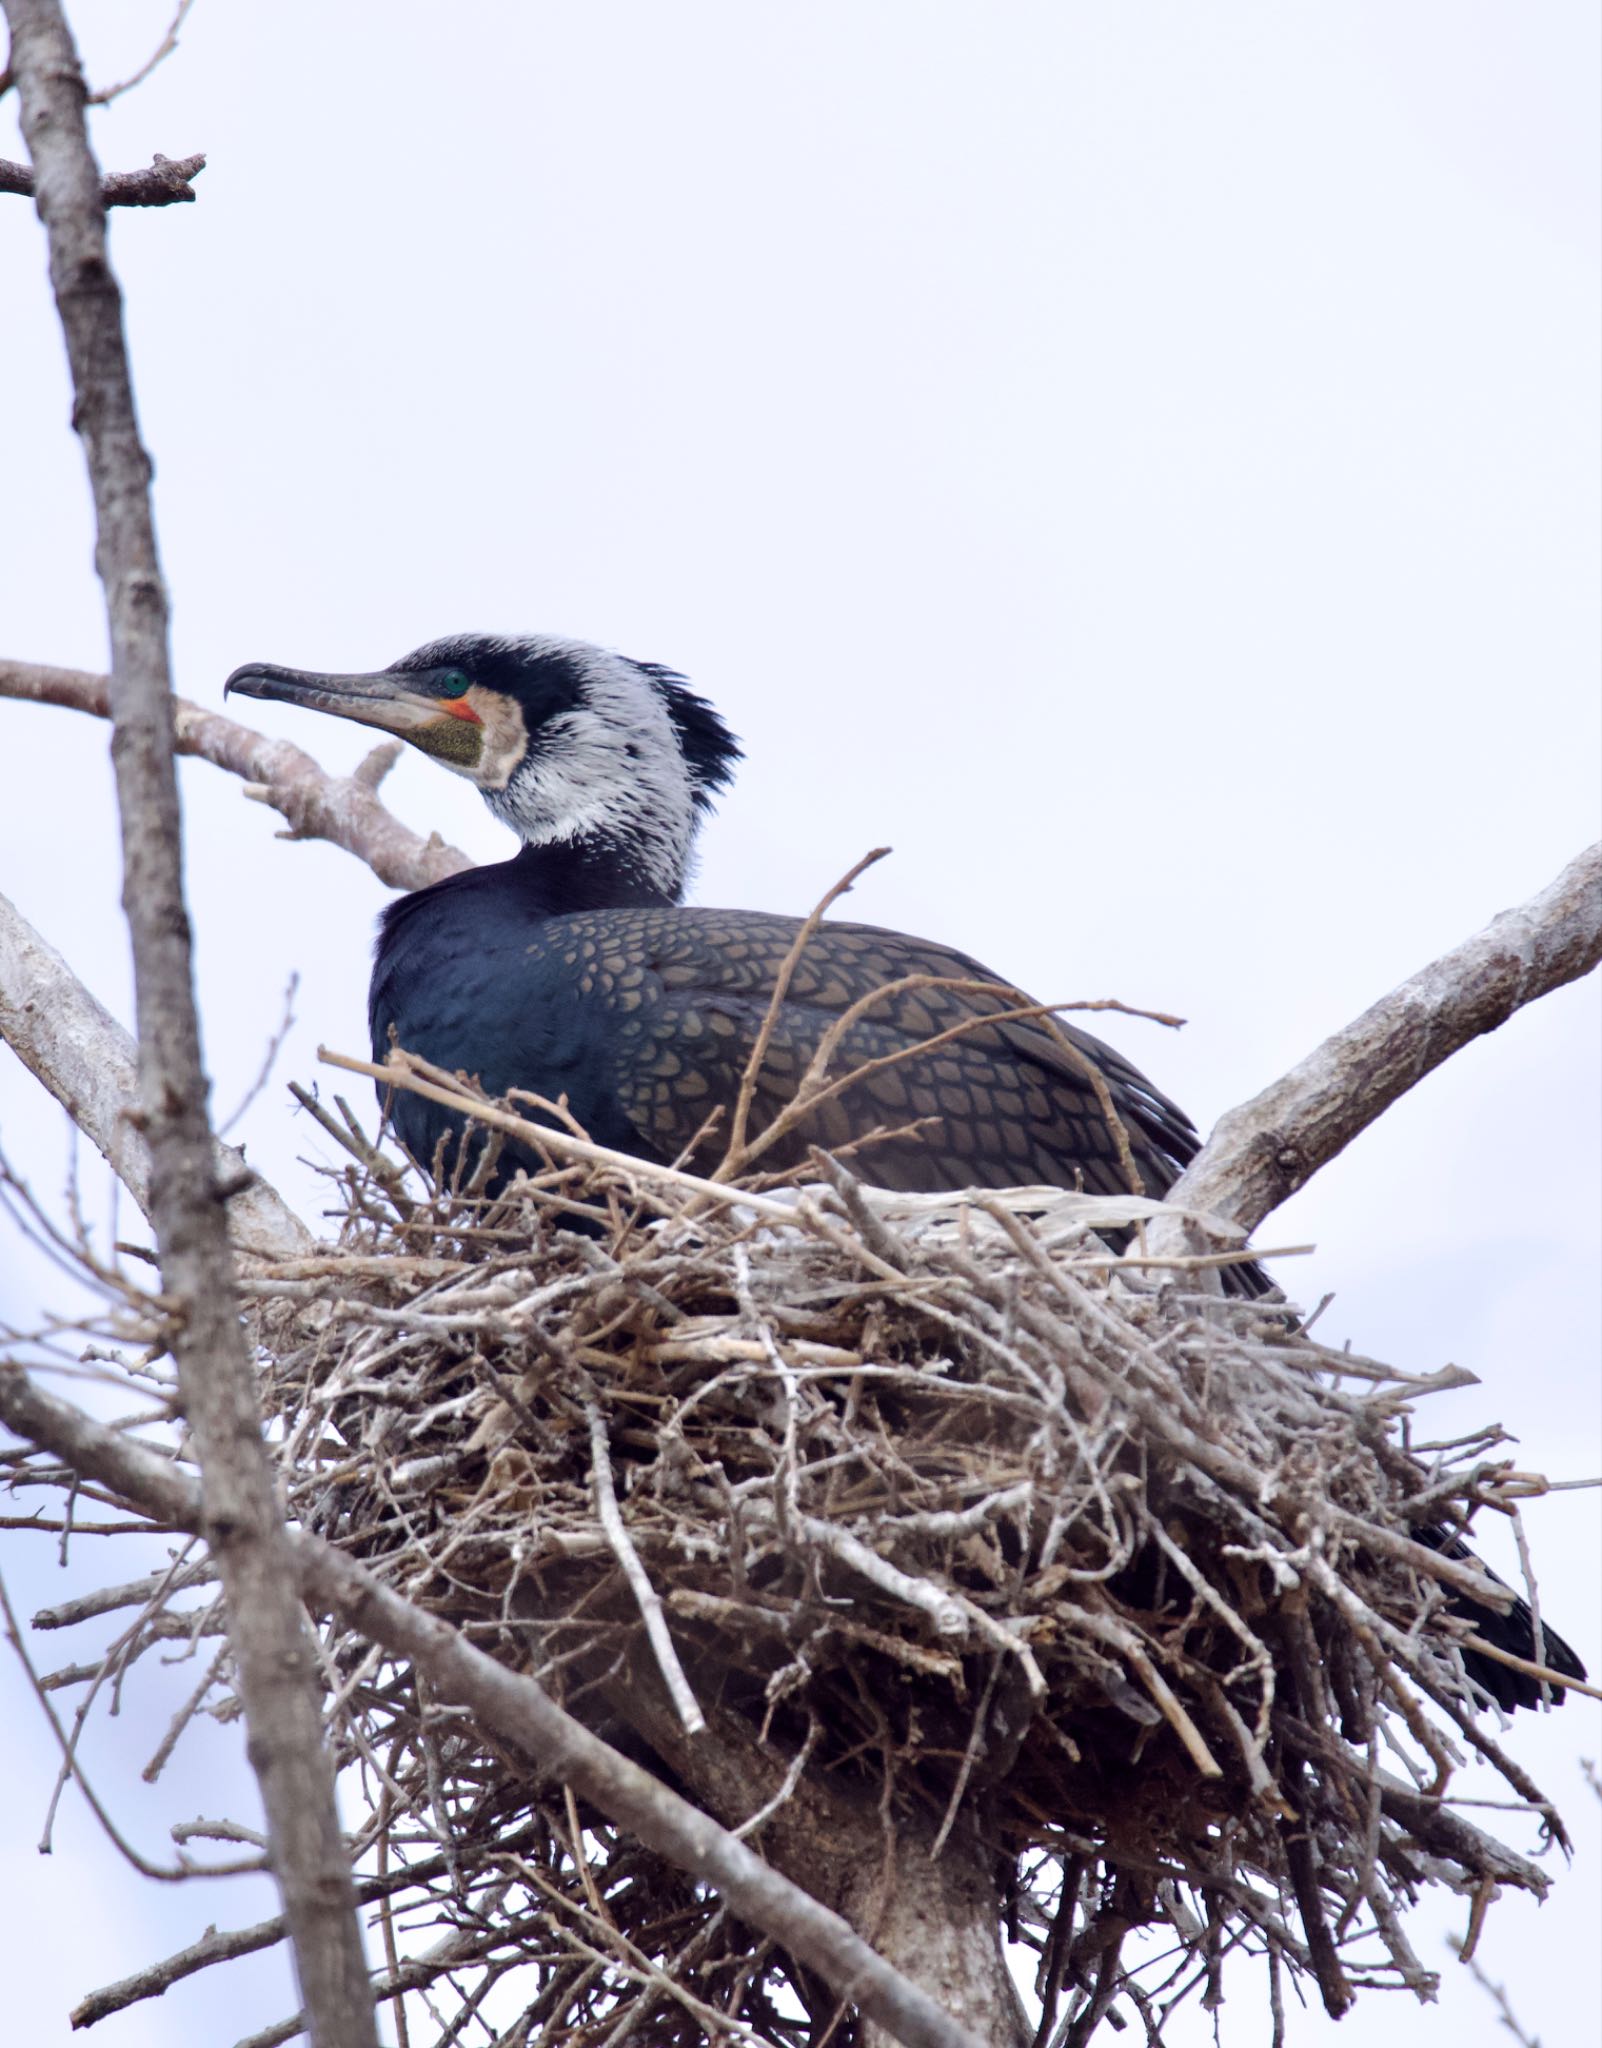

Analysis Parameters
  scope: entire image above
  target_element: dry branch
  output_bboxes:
[1162,840,1602,1239]
[0,148,205,204]
[3,5,375,2042]
[0,887,313,1261]
[0,658,470,891]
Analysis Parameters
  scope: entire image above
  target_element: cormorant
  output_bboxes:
[225,631,1585,1712]
[225,634,1198,1206]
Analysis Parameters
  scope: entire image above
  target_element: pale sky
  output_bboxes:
[2,5,1598,2044]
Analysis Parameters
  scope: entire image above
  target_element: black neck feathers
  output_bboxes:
[378,835,679,961]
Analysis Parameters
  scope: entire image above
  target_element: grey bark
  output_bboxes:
[848,1849,1028,2048]
[0,887,314,1261]
[2,5,377,2043]
[0,657,470,890]
[1159,839,1602,1245]
[0,146,205,204]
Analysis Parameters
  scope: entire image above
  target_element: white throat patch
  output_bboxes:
[483,639,698,895]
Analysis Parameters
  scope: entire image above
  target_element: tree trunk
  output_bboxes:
[603,1652,1028,2044]
[843,1819,1028,2048]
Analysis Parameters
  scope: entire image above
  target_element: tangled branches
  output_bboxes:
[0,1088,1583,2045]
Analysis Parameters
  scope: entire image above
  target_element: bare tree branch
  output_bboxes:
[85,0,196,106]
[0,888,313,1260]
[1161,840,1602,1241]
[0,1364,988,2048]
[0,658,470,892]
[67,1839,508,2030]
[0,148,206,205]
[3,5,376,2043]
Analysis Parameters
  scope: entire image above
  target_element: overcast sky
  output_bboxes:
[2,5,1598,2044]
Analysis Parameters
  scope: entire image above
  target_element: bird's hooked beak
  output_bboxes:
[224,660,503,780]
[224,662,483,736]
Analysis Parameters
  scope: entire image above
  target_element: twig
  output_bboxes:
[1456,1635,1601,1702]
[1505,1503,1552,1705]
[1321,1505,1522,1611]
[1073,1608,1223,1779]
[1277,1747,1353,2019]
[0,1566,252,1881]
[323,1047,1200,1325]
[321,1047,822,1227]
[70,1825,551,2029]
[1448,1939,1544,2048]
[722,974,1147,1190]
[218,970,299,1135]
[929,1655,1006,1860]
[32,1555,216,1630]
[584,1396,706,1735]
[720,847,891,1171]
[143,1637,232,1781]
[733,1717,822,1840]
[795,1514,966,1635]
[86,0,196,104]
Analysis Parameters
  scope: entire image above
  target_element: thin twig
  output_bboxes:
[86,0,196,104]
[720,846,891,1172]
[0,1566,253,1881]
[218,970,299,1135]
[584,1396,706,1736]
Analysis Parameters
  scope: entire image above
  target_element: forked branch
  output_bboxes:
[0,659,469,891]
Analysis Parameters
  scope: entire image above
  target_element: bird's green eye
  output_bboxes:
[435,668,472,697]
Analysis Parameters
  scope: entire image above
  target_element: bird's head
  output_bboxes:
[225,633,742,897]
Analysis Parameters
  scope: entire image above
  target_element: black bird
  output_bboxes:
[225,634,1198,1205]
[225,631,1585,1712]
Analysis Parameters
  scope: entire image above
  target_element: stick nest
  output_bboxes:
[9,1125,1575,2045]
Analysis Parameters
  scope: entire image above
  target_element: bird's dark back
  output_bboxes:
[370,868,1204,1206]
